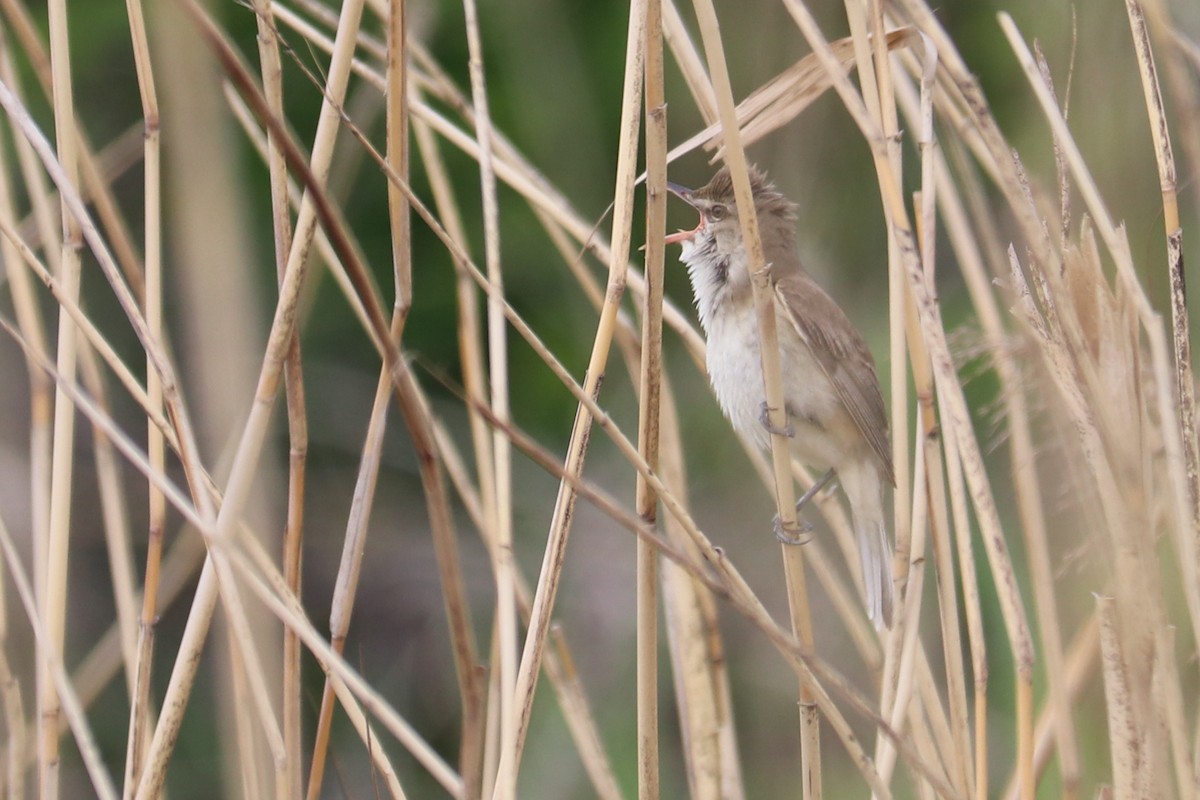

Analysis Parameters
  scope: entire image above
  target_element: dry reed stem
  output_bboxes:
[445,344,952,795]
[225,632,263,800]
[858,10,936,790]
[121,0,164,794]
[385,0,413,325]
[931,140,1001,800]
[786,4,1039,790]
[1096,594,1148,799]
[844,16,913,774]
[0,646,23,798]
[248,33,671,794]
[662,29,911,168]
[76,348,139,685]
[228,539,465,797]
[911,260,974,800]
[39,2,84,795]
[130,0,374,791]
[459,0,510,794]
[0,42,40,800]
[1002,616,1099,799]
[368,58,934,798]
[245,0,306,794]
[892,39,988,800]
[304,366,388,800]
[663,0,716,123]
[1126,0,1200,634]
[490,0,645,790]
[658,412,743,799]
[0,219,174,443]
[0,0,144,299]
[0,11,218,585]
[8,296,455,797]
[2,107,936,800]
[1142,0,1200,228]
[858,17,915,712]
[429,389,622,798]
[925,152,1010,799]
[0,1,1194,796]
[0,51,53,782]
[267,3,717,386]
[327,675,409,799]
[877,439,928,790]
[638,0,667,795]
[1153,624,1193,800]
[688,0,822,795]
[412,104,502,797]
[1016,35,1084,800]
[223,87,376,341]
[908,54,974,796]
[531,171,732,796]
[1001,18,1196,800]
[0,513,118,800]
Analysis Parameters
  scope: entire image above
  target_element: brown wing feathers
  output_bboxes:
[773,276,896,487]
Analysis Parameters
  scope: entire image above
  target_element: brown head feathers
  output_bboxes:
[693,165,797,219]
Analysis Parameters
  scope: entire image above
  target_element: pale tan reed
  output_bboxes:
[0,1,1196,798]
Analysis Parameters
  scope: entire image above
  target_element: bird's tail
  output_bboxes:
[840,463,895,629]
[856,515,894,629]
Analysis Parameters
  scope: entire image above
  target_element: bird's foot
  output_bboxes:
[772,470,837,545]
[759,402,794,438]
[773,515,813,545]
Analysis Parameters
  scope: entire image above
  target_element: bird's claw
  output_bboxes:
[759,402,794,438]
[773,515,813,545]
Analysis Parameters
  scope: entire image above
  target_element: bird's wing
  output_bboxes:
[773,274,895,486]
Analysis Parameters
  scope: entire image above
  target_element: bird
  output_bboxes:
[665,165,896,629]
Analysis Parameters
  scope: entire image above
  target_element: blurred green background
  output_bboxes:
[0,0,1196,797]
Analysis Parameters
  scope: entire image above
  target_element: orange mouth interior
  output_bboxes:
[664,212,704,245]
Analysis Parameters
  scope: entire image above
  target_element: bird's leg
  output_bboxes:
[795,468,836,513]
[758,401,794,437]
[774,469,837,545]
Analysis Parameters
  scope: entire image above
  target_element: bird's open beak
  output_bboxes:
[666,181,695,204]
[665,181,703,245]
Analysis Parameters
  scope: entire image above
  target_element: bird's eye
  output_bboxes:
[708,204,728,221]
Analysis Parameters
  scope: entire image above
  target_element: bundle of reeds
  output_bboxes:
[0,0,1196,797]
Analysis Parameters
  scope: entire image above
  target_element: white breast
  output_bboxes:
[705,305,767,447]
[704,297,847,468]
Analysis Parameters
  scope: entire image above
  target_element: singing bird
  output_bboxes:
[666,166,896,628]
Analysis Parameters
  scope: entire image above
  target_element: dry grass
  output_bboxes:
[0,0,1197,797]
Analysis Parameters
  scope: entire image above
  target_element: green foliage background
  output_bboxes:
[0,0,1194,796]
